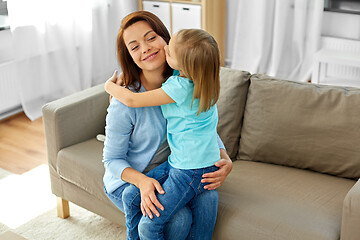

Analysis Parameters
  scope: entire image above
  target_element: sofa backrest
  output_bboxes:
[217,67,251,159]
[237,74,360,179]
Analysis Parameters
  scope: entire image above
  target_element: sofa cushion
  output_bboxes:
[217,67,250,159]
[57,138,107,202]
[215,160,355,240]
[237,75,360,178]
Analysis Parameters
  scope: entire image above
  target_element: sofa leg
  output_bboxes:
[57,197,70,219]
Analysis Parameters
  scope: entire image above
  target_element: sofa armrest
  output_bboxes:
[42,84,109,169]
[341,178,360,240]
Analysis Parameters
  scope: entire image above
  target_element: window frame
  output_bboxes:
[0,0,9,31]
[324,0,360,15]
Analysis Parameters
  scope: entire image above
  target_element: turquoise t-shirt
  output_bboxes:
[161,75,220,169]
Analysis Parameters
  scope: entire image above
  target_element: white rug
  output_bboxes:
[0,168,12,234]
[0,168,11,179]
[0,165,126,240]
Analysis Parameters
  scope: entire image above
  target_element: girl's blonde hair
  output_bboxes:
[174,29,220,115]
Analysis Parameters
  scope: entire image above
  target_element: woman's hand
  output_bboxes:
[138,176,165,219]
[201,149,232,190]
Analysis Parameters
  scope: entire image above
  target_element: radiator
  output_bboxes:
[0,61,22,118]
[320,36,360,84]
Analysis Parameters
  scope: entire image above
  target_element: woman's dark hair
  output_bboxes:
[117,11,173,91]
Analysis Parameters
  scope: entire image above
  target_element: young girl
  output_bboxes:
[105,28,221,240]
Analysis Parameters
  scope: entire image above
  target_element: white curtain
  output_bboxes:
[231,0,323,82]
[7,0,137,120]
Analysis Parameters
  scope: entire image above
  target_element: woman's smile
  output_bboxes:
[142,51,159,61]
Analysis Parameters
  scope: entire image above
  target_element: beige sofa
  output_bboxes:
[42,67,360,240]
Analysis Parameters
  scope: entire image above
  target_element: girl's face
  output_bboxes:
[123,21,167,73]
[164,34,181,71]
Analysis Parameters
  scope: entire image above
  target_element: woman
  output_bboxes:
[102,11,232,239]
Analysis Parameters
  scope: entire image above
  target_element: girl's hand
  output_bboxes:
[109,70,118,83]
[138,176,165,219]
[107,70,123,102]
[107,71,118,102]
[201,150,232,190]
[115,72,123,85]
[107,70,123,85]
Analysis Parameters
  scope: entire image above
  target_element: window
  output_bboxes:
[0,0,7,16]
[0,0,9,31]
[324,0,360,14]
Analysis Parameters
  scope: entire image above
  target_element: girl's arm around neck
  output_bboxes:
[104,71,175,108]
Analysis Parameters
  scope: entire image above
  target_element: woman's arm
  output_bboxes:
[105,71,174,108]
[201,149,232,190]
[103,99,165,218]
[102,100,134,179]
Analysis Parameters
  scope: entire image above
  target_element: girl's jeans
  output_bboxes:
[122,161,219,240]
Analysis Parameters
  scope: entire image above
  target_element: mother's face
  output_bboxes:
[123,21,167,72]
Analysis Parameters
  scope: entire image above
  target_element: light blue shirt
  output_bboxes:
[102,85,167,193]
[161,75,221,169]
[103,72,225,194]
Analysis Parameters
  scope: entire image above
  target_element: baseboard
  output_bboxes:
[0,106,23,121]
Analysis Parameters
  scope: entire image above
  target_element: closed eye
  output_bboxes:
[131,45,139,51]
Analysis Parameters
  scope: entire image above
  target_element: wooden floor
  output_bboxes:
[0,112,47,174]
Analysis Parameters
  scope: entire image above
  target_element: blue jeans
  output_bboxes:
[123,161,219,240]
[106,183,192,240]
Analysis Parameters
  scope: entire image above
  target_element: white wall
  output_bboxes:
[225,0,239,66]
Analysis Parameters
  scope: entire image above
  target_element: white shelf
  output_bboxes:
[141,0,202,4]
